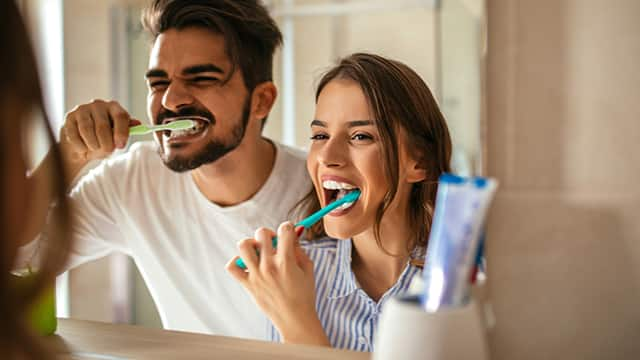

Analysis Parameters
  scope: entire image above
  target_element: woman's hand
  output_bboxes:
[226,222,330,346]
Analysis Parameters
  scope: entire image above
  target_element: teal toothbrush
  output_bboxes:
[235,190,361,269]
[129,119,195,136]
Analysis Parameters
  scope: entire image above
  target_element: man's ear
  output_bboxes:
[250,82,277,122]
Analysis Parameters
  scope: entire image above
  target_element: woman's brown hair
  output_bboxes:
[296,53,452,255]
[0,2,71,358]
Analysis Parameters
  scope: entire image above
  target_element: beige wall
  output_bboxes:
[486,1,640,359]
[64,0,122,323]
[267,4,438,148]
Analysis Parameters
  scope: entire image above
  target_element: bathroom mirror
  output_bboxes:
[59,0,486,332]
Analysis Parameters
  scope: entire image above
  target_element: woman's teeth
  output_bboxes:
[323,180,357,191]
[322,180,359,212]
[335,201,355,211]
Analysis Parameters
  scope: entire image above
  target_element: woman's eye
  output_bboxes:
[352,133,374,141]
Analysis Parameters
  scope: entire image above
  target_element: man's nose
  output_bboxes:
[161,81,194,112]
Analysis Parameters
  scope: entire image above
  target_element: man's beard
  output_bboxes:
[158,99,250,173]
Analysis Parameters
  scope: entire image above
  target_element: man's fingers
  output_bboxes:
[62,100,133,158]
[109,101,133,149]
[62,117,88,156]
[94,106,115,153]
[76,113,100,152]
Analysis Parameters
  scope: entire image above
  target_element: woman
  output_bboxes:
[1,1,72,358]
[227,53,452,351]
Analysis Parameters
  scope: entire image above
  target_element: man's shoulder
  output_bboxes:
[273,141,307,167]
[73,141,165,189]
[101,141,160,170]
[126,141,159,160]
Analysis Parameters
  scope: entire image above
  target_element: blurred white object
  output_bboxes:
[373,297,489,360]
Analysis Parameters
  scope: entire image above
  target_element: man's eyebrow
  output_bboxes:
[145,69,167,78]
[144,64,225,79]
[310,120,326,127]
[182,64,224,75]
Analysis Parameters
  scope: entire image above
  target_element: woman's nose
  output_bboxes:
[317,138,348,168]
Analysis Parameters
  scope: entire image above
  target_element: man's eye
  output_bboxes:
[191,76,219,83]
[310,133,328,141]
[149,81,169,89]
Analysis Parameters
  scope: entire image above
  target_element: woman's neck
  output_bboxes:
[351,210,413,302]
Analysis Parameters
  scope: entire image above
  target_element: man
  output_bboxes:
[21,0,310,340]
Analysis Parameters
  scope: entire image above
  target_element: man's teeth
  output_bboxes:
[323,180,356,190]
[168,127,201,138]
[165,121,206,139]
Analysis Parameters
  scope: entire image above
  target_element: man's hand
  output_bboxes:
[59,99,141,182]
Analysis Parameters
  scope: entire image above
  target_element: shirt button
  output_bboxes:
[358,337,367,345]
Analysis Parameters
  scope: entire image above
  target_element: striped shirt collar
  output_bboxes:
[327,238,423,300]
[327,238,358,299]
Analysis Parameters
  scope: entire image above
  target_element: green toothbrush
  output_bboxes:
[128,119,196,136]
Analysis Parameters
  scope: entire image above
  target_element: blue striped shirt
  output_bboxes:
[268,237,423,352]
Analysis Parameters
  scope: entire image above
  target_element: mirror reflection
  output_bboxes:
[12,0,485,357]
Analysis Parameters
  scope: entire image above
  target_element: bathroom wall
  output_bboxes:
[486,0,640,358]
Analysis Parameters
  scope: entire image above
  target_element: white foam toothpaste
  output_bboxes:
[421,174,498,312]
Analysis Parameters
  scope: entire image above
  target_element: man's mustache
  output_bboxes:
[155,107,215,125]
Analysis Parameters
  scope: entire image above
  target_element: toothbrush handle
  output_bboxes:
[235,226,304,270]
[129,125,151,136]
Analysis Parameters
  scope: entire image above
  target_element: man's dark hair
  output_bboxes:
[142,0,282,125]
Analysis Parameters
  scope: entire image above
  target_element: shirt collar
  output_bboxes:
[327,238,359,299]
[326,239,426,300]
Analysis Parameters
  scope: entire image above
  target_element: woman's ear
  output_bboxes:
[250,82,278,123]
[406,158,427,183]
[401,143,428,183]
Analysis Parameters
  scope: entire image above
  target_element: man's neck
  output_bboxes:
[190,136,276,207]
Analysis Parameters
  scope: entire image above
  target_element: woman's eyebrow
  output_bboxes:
[310,120,374,127]
[347,120,373,128]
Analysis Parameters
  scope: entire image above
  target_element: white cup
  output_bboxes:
[373,296,489,360]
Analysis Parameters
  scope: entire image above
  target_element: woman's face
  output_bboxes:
[307,79,421,239]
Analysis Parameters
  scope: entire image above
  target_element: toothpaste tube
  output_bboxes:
[421,174,497,312]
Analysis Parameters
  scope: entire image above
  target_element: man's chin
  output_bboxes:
[157,141,236,173]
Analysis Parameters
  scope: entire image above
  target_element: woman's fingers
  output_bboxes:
[276,222,298,263]
[254,227,276,265]
[236,238,260,273]
[225,256,249,283]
